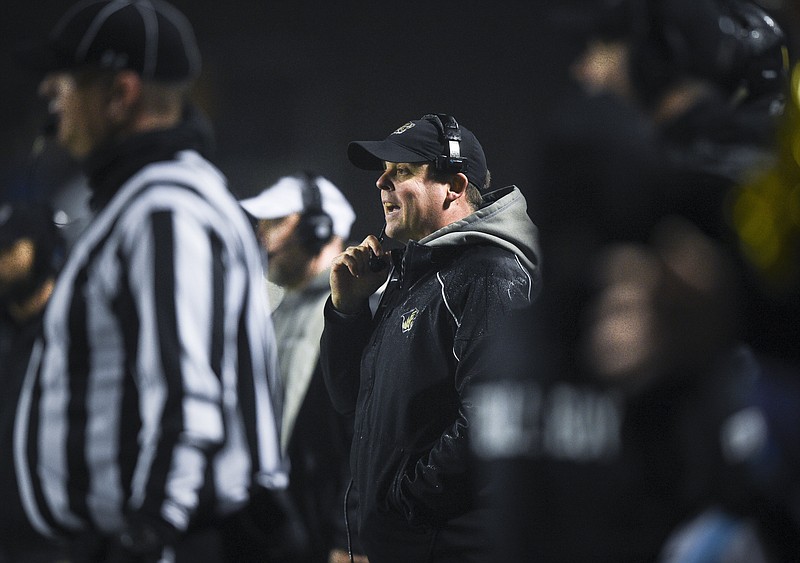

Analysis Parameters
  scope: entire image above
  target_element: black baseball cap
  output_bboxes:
[348,114,489,191]
[16,0,201,82]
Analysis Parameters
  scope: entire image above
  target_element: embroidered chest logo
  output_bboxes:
[401,308,419,333]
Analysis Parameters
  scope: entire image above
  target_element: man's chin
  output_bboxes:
[384,224,406,243]
[61,140,89,160]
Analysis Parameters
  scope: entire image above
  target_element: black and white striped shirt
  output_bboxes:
[14,149,286,538]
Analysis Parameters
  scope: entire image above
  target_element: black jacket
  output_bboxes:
[321,187,540,563]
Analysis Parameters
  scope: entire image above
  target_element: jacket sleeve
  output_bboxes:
[394,254,534,524]
[319,296,373,416]
[122,208,228,534]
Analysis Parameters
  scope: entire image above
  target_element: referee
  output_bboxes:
[12,1,286,561]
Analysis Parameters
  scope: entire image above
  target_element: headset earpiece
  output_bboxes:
[423,113,466,174]
[296,172,334,255]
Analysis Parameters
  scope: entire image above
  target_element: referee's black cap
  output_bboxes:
[16,0,201,82]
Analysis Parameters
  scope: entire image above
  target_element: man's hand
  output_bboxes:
[330,235,390,314]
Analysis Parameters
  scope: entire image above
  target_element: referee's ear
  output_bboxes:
[107,70,143,128]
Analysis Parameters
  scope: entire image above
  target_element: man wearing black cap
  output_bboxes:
[13,2,286,562]
[319,114,541,562]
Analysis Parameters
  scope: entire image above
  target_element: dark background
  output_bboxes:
[1,1,799,243]
[0,2,575,242]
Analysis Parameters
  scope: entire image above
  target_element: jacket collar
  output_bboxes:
[82,105,215,211]
[395,241,458,290]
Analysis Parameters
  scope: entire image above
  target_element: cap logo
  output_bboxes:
[392,122,416,135]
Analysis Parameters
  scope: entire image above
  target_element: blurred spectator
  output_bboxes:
[720,56,800,560]
[12,1,288,561]
[0,202,69,562]
[240,173,367,563]
[472,0,800,561]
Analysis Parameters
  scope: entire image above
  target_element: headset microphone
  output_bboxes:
[42,113,59,137]
[30,114,58,155]
[26,114,59,195]
[369,224,388,272]
[368,223,404,273]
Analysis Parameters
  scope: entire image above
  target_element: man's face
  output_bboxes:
[256,213,312,289]
[377,162,449,243]
[38,70,114,159]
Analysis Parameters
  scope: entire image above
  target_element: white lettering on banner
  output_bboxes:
[543,384,621,461]
[471,381,541,458]
[471,380,622,462]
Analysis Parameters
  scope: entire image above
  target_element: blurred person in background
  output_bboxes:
[579,11,800,551]
[0,202,68,562]
[471,0,800,561]
[240,172,368,563]
[12,1,288,561]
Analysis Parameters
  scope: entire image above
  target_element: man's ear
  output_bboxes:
[107,70,142,124]
[445,172,469,202]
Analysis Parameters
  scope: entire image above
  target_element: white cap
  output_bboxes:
[240,174,356,240]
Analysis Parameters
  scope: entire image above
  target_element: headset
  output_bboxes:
[295,171,334,255]
[422,113,466,174]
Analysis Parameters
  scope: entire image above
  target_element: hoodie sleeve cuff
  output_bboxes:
[324,295,370,323]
